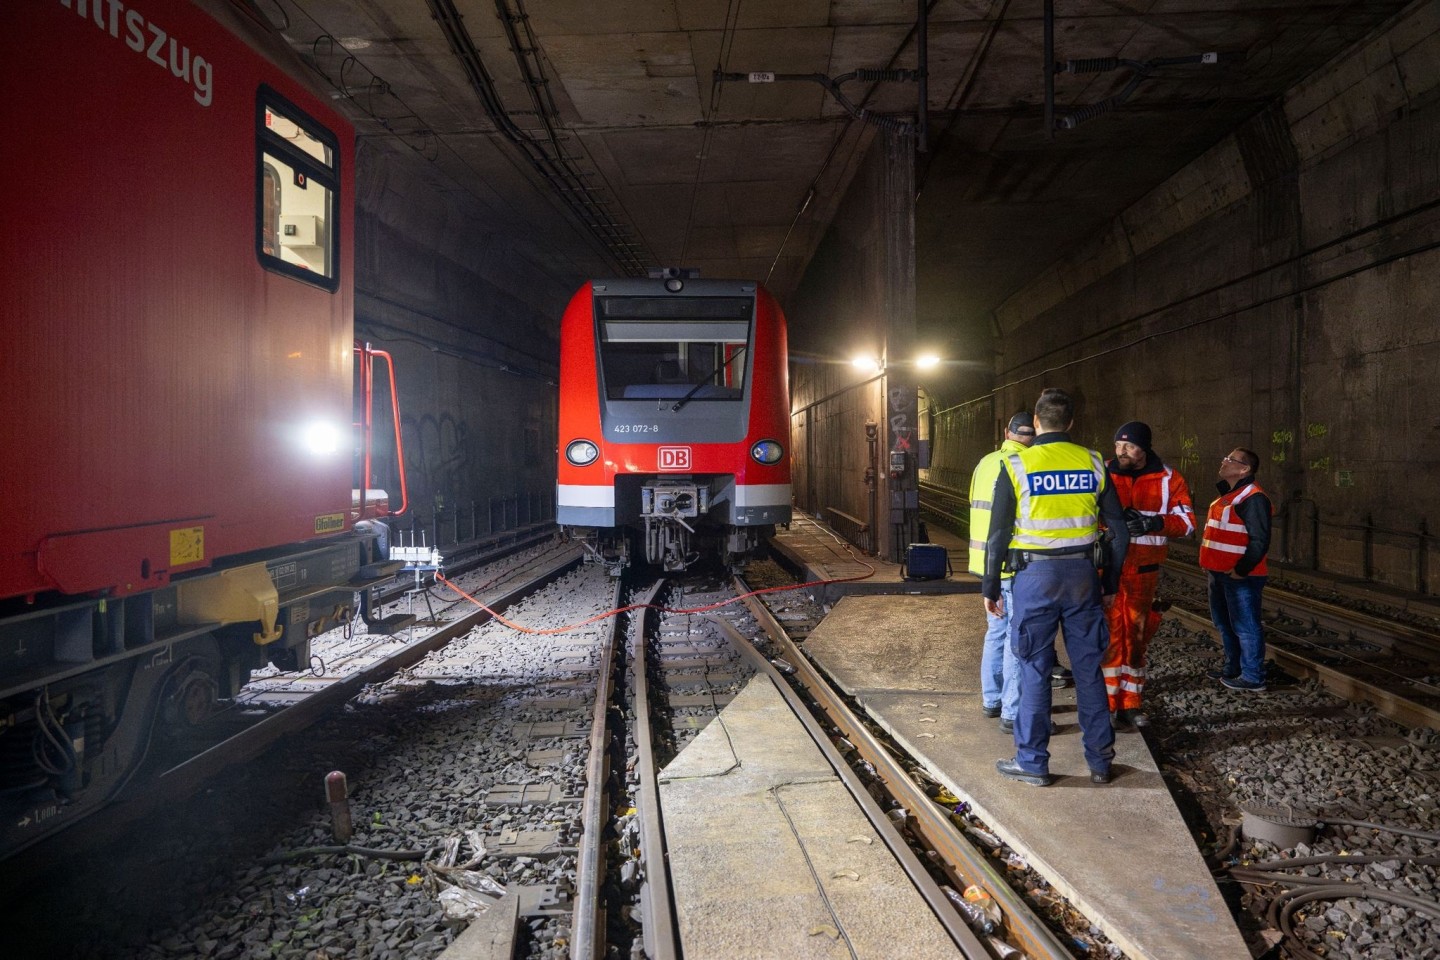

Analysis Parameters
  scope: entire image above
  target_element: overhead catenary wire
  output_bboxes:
[424,0,649,276]
[278,0,582,246]
[765,1,945,286]
[679,0,744,268]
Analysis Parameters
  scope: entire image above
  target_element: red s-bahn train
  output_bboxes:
[556,274,792,570]
[0,1,403,857]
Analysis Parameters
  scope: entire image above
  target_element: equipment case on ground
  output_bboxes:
[902,543,951,580]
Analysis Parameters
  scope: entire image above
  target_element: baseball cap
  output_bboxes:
[1007,412,1035,436]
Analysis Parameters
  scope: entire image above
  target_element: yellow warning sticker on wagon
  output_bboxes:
[314,513,346,534]
[170,527,205,565]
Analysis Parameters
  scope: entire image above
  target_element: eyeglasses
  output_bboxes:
[1221,456,1245,465]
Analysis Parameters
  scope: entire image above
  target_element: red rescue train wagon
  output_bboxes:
[556,275,792,570]
[0,0,403,857]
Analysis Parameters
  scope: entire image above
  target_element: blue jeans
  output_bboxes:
[1008,558,1115,776]
[981,580,1021,721]
[1208,572,1267,684]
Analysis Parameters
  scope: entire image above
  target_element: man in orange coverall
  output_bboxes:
[1104,421,1195,728]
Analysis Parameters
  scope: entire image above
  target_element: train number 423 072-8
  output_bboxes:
[612,424,660,433]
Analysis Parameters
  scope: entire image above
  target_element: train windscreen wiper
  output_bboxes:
[670,345,748,412]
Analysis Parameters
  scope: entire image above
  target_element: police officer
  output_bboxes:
[969,411,1035,726]
[982,388,1129,786]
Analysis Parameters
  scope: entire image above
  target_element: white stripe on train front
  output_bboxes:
[734,484,791,507]
[557,484,615,508]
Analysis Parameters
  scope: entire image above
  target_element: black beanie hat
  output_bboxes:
[1114,420,1152,448]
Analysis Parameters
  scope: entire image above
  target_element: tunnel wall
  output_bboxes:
[971,2,1440,591]
[353,144,566,543]
[787,136,906,552]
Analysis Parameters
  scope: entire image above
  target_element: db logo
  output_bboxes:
[658,446,692,471]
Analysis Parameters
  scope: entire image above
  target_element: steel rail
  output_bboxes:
[1162,566,1440,728]
[159,548,585,782]
[1165,560,1440,664]
[1163,560,1440,671]
[629,582,680,960]
[730,577,1071,960]
[8,547,584,873]
[570,575,630,960]
[1165,600,1440,730]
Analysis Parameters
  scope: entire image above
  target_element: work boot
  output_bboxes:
[1089,767,1113,784]
[981,702,1001,719]
[996,758,1053,787]
[1114,708,1150,729]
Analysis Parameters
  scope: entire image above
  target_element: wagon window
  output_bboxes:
[256,89,339,290]
[595,297,753,402]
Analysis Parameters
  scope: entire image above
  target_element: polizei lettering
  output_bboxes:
[1028,470,1098,495]
[59,0,213,106]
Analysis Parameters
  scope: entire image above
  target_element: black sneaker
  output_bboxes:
[1221,675,1267,692]
[1205,668,1238,681]
[1050,666,1073,689]
[981,703,1001,719]
[996,758,1053,787]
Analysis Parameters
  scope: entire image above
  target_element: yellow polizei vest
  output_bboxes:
[1004,442,1107,552]
[968,438,1029,578]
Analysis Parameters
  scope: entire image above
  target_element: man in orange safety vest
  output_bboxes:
[1199,448,1272,691]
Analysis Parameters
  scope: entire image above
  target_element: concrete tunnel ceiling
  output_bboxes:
[273,0,1411,363]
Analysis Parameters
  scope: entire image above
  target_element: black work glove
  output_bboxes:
[1123,508,1164,536]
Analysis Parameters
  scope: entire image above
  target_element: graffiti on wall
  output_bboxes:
[1271,427,1293,464]
[1177,431,1200,473]
[403,412,473,502]
[889,385,915,457]
[1306,421,1329,473]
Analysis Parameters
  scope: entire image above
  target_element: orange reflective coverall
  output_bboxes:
[1103,458,1195,712]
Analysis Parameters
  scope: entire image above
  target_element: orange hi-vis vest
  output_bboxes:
[1110,465,1195,566]
[1199,481,1269,576]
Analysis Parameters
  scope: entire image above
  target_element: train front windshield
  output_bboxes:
[596,296,754,401]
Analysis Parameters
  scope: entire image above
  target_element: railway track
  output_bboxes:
[5,533,580,873]
[561,569,1055,958]
[16,546,1279,959]
[919,483,1440,731]
[1161,560,1440,730]
[736,570,1100,960]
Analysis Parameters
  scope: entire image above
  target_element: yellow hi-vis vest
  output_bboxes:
[1004,442,1108,552]
[968,438,1030,577]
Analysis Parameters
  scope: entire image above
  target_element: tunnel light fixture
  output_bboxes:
[851,355,883,375]
[915,354,941,370]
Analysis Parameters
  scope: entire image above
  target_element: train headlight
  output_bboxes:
[750,439,784,465]
[303,420,343,455]
[566,439,600,466]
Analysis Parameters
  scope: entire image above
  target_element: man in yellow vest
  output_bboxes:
[969,411,1035,726]
[982,388,1129,786]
